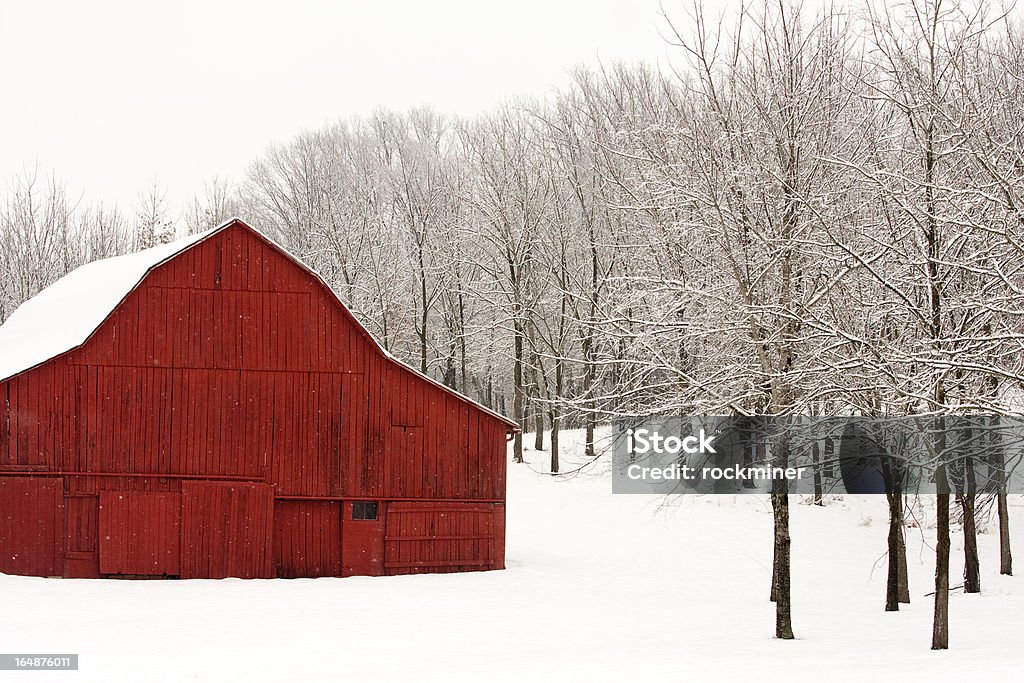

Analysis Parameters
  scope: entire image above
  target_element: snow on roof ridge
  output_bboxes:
[0,226,219,382]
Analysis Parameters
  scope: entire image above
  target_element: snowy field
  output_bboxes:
[2,427,1023,682]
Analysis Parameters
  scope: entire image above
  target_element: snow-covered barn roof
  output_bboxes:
[0,218,517,429]
[0,227,216,383]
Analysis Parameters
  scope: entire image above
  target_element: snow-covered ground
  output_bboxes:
[2,427,1022,682]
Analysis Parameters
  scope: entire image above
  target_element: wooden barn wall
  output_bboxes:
[0,224,509,504]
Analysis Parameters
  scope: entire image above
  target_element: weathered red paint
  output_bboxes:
[274,500,343,578]
[0,219,513,579]
[0,477,63,576]
[98,490,180,576]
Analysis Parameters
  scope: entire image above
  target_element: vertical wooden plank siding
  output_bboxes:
[98,491,181,576]
[63,494,100,578]
[383,501,503,575]
[180,481,274,579]
[273,501,342,578]
[0,477,64,576]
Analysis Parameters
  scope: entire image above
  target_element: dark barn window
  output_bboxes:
[352,501,378,520]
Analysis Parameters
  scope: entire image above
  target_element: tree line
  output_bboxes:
[1,0,1021,650]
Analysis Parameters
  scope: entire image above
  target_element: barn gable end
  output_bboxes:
[0,219,511,579]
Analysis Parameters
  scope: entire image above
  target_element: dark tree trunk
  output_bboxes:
[886,491,902,611]
[417,250,429,375]
[898,502,910,604]
[526,333,544,452]
[580,305,597,458]
[550,357,563,474]
[883,462,909,606]
[512,319,524,464]
[768,430,794,638]
[961,493,980,594]
[584,223,599,459]
[550,412,560,474]
[993,416,1013,575]
[922,116,949,649]
[458,290,467,394]
[584,400,596,456]
[932,466,950,650]
[998,486,1013,575]
[770,492,794,639]
[959,429,980,594]
[811,440,823,506]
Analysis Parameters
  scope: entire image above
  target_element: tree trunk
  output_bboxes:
[959,429,981,594]
[961,492,980,594]
[994,416,1013,575]
[550,412,560,474]
[886,491,902,611]
[550,356,563,474]
[811,440,823,506]
[417,249,429,375]
[771,491,794,639]
[584,223,599,459]
[458,290,467,394]
[512,319,524,463]
[580,311,597,458]
[898,502,910,603]
[932,467,950,650]
[998,486,1013,575]
[527,335,544,452]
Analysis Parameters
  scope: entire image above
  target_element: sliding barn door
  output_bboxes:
[181,481,274,578]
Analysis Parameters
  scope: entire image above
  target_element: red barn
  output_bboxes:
[0,218,515,579]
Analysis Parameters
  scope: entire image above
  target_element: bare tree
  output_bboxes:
[184,177,241,234]
[459,104,553,463]
[134,179,175,248]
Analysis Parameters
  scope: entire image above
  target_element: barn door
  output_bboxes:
[273,500,342,578]
[0,477,64,577]
[341,500,385,576]
[383,502,501,575]
[64,494,100,578]
[180,481,274,578]
[98,491,181,576]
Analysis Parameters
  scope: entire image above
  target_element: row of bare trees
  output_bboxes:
[1,0,1020,651]
[593,0,1022,649]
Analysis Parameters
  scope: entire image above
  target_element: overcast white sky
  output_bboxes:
[0,0,679,219]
